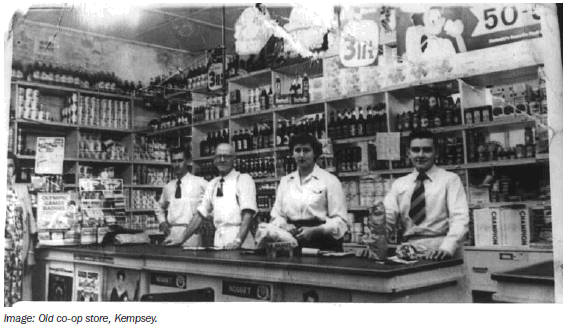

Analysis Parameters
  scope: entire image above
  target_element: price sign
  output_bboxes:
[208,62,224,91]
[470,4,541,37]
[339,19,380,68]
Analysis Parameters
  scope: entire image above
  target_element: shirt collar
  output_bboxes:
[411,165,438,182]
[178,172,193,183]
[288,164,321,183]
[220,169,239,181]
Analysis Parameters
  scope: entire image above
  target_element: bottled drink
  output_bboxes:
[275,75,281,96]
[302,73,309,96]
[357,107,365,137]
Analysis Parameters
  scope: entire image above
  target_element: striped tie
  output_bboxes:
[409,173,428,225]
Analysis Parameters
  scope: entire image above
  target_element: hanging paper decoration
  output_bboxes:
[284,4,333,51]
[234,6,273,55]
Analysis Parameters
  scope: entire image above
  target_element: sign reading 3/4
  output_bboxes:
[470,4,541,37]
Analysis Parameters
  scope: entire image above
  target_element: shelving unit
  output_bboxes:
[9,79,169,224]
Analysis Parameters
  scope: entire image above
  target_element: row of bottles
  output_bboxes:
[336,147,362,172]
[149,108,192,131]
[200,129,230,157]
[244,86,275,113]
[15,128,35,156]
[277,154,298,176]
[396,97,462,132]
[235,157,276,179]
[193,101,229,123]
[392,136,464,169]
[133,135,171,162]
[280,73,309,96]
[12,59,141,95]
[256,182,276,209]
[329,104,387,139]
[233,122,274,152]
[197,161,217,181]
[466,128,536,163]
[276,114,325,147]
[133,165,171,186]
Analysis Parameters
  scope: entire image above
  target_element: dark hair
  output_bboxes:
[408,128,437,148]
[117,270,126,280]
[171,147,190,159]
[303,290,319,302]
[289,133,323,160]
[7,151,19,175]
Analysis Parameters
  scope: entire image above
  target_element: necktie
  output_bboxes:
[216,178,224,197]
[175,179,181,199]
[409,173,428,225]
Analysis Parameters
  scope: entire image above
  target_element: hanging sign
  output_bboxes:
[208,62,224,91]
[35,137,65,174]
[396,4,541,62]
[375,133,401,161]
[339,6,380,68]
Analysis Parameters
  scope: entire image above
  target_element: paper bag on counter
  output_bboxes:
[254,223,298,249]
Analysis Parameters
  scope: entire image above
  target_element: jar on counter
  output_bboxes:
[526,144,535,158]
[516,144,525,159]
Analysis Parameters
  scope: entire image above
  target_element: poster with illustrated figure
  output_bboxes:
[47,266,73,302]
[75,268,102,302]
[103,268,143,302]
[396,4,542,62]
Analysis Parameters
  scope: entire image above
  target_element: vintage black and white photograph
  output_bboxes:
[1,1,562,315]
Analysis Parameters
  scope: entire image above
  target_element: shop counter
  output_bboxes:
[34,245,469,302]
[491,261,555,303]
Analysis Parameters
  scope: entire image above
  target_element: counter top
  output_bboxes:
[37,244,462,278]
[491,261,555,285]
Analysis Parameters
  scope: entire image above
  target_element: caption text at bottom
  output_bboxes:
[4,314,158,325]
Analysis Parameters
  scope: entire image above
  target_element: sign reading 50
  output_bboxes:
[339,19,380,68]
[471,4,541,37]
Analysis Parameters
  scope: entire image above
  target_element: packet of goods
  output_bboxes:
[254,223,298,249]
[395,243,428,261]
[360,201,388,261]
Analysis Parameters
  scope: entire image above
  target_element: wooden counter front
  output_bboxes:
[35,245,469,302]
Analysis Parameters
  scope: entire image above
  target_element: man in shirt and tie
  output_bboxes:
[171,143,258,249]
[154,147,208,246]
[383,129,469,260]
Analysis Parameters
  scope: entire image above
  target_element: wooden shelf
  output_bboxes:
[464,245,553,253]
[469,201,551,209]
[235,148,275,156]
[126,208,155,213]
[228,68,272,88]
[78,125,134,134]
[14,119,76,130]
[254,177,280,183]
[399,117,536,137]
[229,108,276,120]
[333,136,376,144]
[72,158,132,164]
[125,184,166,189]
[146,124,192,137]
[130,160,171,166]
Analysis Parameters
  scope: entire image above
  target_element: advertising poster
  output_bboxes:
[36,193,72,230]
[75,269,102,302]
[396,4,541,62]
[47,266,74,302]
[35,137,65,174]
[103,268,143,302]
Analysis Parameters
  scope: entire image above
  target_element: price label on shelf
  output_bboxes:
[208,62,224,91]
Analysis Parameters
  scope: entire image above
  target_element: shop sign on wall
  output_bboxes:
[339,6,380,68]
[208,62,224,91]
[396,4,541,62]
[37,193,72,230]
[35,137,65,175]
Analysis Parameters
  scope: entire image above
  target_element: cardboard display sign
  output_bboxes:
[396,5,541,62]
[35,137,65,174]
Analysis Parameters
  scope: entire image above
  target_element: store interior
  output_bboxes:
[4,3,562,304]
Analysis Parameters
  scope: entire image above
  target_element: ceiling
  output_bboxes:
[20,3,294,55]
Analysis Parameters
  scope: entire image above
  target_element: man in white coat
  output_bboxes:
[170,143,257,249]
